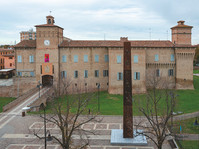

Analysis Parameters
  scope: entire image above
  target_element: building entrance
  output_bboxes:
[42,75,53,86]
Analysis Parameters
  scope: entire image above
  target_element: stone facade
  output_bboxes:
[14,16,196,94]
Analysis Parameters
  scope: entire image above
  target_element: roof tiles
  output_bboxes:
[14,40,36,48]
[14,39,195,49]
[59,40,174,48]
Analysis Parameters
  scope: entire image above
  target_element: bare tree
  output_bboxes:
[33,79,101,149]
[135,70,177,149]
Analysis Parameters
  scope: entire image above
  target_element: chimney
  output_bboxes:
[177,20,185,25]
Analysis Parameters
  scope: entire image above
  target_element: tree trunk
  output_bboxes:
[158,143,162,149]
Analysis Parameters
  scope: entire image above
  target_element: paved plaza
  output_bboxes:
[0,87,175,149]
[0,113,173,149]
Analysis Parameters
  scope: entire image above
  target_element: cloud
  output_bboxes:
[0,0,199,45]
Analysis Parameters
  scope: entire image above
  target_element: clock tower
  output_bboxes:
[35,16,63,86]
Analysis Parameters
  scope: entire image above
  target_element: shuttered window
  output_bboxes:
[117,72,123,80]
[62,55,67,62]
[134,72,140,80]
[134,55,138,63]
[117,56,122,63]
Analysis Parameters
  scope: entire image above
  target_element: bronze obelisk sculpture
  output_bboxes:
[111,41,147,145]
[123,41,133,138]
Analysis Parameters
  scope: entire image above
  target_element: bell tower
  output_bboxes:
[46,15,55,25]
[35,15,63,87]
[171,20,193,45]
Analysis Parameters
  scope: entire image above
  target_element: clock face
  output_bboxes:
[44,40,50,46]
[45,65,50,73]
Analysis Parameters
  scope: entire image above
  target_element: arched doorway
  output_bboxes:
[42,75,53,86]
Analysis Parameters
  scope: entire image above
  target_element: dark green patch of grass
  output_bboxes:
[193,69,199,74]
[177,140,199,149]
[0,97,16,112]
[34,76,199,116]
[174,76,199,114]
[172,117,199,134]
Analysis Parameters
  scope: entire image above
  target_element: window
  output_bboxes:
[95,70,99,77]
[9,57,12,59]
[95,55,99,62]
[61,71,67,78]
[117,72,123,80]
[168,69,174,76]
[17,72,22,76]
[17,55,22,63]
[45,54,49,62]
[104,55,109,62]
[155,54,159,62]
[171,54,175,62]
[84,70,88,78]
[134,72,140,80]
[40,65,42,74]
[103,70,108,77]
[29,55,34,63]
[74,55,78,63]
[156,69,160,77]
[30,72,35,77]
[96,83,100,87]
[10,63,12,67]
[117,55,122,63]
[62,55,67,62]
[84,55,88,62]
[74,70,78,78]
[134,55,138,63]
[48,19,51,24]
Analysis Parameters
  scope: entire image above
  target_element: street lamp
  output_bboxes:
[22,104,52,149]
[97,83,100,112]
[37,81,42,98]
[169,92,179,134]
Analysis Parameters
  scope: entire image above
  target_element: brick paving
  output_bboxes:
[7,101,199,149]
[0,115,176,149]
[1,119,159,149]
[6,144,154,149]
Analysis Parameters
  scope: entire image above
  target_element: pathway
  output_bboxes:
[176,134,199,141]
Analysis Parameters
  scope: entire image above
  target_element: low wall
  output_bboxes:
[173,111,199,121]
[3,87,38,112]
[29,87,54,111]
[194,66,199,70]
[0,77,37,97]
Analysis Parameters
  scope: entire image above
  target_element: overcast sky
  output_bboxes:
[1,0,199,45]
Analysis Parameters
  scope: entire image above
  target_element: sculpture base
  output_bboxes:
[111,129,147,146]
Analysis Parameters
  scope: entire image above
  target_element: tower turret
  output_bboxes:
[171,20,193,45]
[46,15,55,25]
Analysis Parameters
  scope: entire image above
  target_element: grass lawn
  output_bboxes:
[177,140,199,149]
[172,117,199,134]
[0,97,16,112]
[174,76,199,114]
[193,69,199,74]
[42,76,199,115]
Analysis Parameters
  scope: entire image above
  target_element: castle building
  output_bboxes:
[14,16,196,94]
